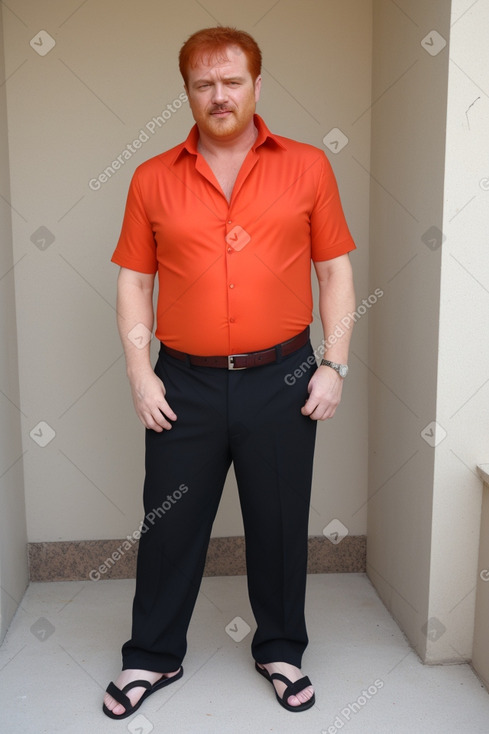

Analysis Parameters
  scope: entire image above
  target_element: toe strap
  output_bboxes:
[285,675,312,699]
[106,679,152,709]
[106,681,131,710]
[122,679,152,694]
[270,672,312,700]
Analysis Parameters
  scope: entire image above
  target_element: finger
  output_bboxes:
[140,402,175,431]
[301,392,321,416]
[301,392,315,414]
[307,407,322,421]
[140,413,164,432]
[152,408,175,430]
[301,402,319,418]
[159,397,177,422]
[302,401,336,421]
[320,405,337,420]
[138,396,177,431]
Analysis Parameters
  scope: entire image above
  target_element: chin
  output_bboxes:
[208,120,240,137]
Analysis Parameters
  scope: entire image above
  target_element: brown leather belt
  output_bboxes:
[161,327,309,370]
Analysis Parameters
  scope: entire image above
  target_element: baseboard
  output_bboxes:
[28,535,366,582]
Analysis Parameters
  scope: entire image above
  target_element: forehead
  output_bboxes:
[188,45,250,81]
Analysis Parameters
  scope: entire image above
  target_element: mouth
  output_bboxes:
[210,109,233,117]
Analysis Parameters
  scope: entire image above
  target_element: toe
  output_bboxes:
[257,662,314,709]
[103,693,125,715]
[288,685,314,707]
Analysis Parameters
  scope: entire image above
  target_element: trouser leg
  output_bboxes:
[121,350,231,672]
[230,341,317,667]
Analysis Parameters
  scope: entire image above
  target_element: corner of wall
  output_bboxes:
[367,0,451,662]
[0,4,29,643]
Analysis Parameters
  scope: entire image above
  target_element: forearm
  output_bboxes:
[301,256,355,421]
[116,271,155,380]
[316,257,356,364]
[115,268,176,431]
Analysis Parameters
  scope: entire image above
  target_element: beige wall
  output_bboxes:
[368,0,489,663]
[430,0,489,663]
[3,1,371,543]
[367,0,449,662]
[3,0,488,668]
[0,6,28,642]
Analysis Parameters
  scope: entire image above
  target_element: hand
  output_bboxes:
[301,365,344,420]
[129,369,177,432]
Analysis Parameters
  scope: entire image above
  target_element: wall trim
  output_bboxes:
[28,535,366,582]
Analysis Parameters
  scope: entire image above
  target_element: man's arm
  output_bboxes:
[301,253,355,420]
[116,266,176,432]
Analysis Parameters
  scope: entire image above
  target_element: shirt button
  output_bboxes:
[228,220,232,224]
[227,247,233,253]
[229,317,235,323]
[229,283,235,289]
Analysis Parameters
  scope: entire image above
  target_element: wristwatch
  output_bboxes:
[320,359,349,378]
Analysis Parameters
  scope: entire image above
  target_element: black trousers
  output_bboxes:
[121,335,317,673]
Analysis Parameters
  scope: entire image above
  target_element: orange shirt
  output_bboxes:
[112,115,355,355]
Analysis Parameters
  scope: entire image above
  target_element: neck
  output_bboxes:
[197,120,258,158]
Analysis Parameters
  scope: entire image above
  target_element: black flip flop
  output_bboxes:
[255,661,315,712]
[103,666,184,720]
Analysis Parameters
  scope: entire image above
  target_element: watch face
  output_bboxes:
[339,364,348,378]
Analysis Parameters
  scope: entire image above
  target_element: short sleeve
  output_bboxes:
[310,153,356,262]
[111,168,158,274]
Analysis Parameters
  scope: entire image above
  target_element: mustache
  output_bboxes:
[210,105,234,113]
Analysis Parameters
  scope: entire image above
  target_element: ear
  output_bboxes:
[254,75,262,103]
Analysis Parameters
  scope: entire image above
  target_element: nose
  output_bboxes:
[211,82,228,104]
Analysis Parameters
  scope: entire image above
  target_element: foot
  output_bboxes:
[103,668,181,716]
[256,662,315,707]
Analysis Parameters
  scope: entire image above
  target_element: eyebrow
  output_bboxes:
[192,75,246,85]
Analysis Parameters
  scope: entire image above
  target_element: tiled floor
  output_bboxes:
[1,573,488,733]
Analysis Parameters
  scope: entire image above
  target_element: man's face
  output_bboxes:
[185,45,261,143]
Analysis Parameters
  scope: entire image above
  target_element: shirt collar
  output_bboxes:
[171,114,286,165]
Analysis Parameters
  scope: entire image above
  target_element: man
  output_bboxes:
[103,26,355,719]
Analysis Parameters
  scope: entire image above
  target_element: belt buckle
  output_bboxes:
[228,354,247,370]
